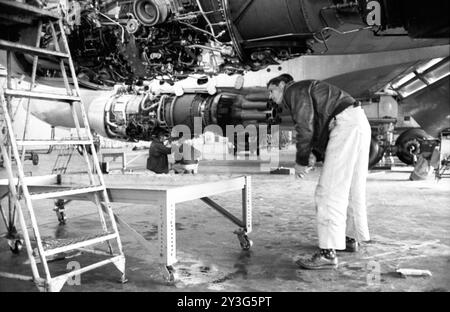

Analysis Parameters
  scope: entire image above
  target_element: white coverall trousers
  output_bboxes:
[315,106,371,250]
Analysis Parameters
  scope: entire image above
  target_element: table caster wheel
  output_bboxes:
[234,229,253,251]
[119,275,129,284]
[8,238,24,254]
[239,235,253,251]
[54,199,67,225]
[164,265,176,284]
[55,208,67,225]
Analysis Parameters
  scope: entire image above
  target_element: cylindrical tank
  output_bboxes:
[231,110,271,121]
[235,100,269,110]
[226,0,337,40]
[199,0,341,59]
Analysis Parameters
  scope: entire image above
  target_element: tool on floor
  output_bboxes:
[396,268,432,277]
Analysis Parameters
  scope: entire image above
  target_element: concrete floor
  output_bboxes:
[0,147,449,292]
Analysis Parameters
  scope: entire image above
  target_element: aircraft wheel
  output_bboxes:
[395,128,434,165]
[164,265,175,284]
[31,153,39,165]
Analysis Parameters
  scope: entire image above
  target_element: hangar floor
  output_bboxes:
[0,147,449,292]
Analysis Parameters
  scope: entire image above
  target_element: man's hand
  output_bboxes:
[295,153,316,179]
[308,153,317,167]
[295,164,312,179]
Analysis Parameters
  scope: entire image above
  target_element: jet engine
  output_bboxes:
[25,81,280,142]
[96,86,278,141]
[5,0,448,87]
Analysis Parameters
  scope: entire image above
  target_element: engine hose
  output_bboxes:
[140,93,157,112]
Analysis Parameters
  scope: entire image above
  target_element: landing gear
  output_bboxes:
[234,228,253,251]
[395,128,436,165]
[369,134,385,169]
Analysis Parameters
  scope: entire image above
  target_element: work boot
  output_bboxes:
[345,237,359,252]
[296,249,338,270]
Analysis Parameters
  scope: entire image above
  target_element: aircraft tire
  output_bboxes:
[395,128,434,165]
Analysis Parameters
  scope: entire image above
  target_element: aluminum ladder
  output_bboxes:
[51,143,76,225]
[0,2,126,292]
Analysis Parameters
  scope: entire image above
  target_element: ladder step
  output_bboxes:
[16,139,91,146]
[52,167,68,171]
[30,185,105,200]
[0,0,60,22]
[42,232,117,257]
[4,89,80,102]
[0,39,69,59]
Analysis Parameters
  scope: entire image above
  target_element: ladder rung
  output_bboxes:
[4,89,80,102]
[0,39,69,58]
[0,0,60,22]
[30,185,104,200]
[16,139,91,146]
[42,232,117,257]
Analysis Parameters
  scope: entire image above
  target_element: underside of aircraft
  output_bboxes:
[0,0,449,167]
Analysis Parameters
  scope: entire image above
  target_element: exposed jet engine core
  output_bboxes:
[95,87,278,141]
[1,0,448,169]
[5,0,447,87]
[24,82,279,143]
[59,0,349,83]
[65,0,350,82]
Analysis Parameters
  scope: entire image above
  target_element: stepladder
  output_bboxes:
[0,1,126,292]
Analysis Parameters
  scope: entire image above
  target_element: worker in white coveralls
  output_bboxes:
[267,74,371,269]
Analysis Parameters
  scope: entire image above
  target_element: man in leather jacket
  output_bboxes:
[267,74,371,270]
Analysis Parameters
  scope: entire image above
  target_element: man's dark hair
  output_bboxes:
[151,127,169,140]
[267,73,294,87]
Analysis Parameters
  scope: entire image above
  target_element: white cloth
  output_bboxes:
[409,146,440,180]
[314,106,371,250]
[409,155,432,180]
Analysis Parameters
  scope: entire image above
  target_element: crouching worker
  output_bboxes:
[147,130,172,174]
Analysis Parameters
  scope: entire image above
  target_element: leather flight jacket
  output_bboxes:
[281,80,360,166]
